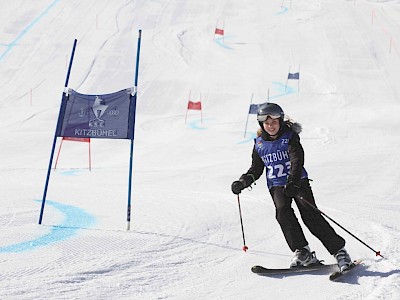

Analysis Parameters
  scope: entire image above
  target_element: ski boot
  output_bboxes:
[334,247,352,272]
[290,246,319,268]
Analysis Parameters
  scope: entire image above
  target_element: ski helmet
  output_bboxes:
[257,103,284,123]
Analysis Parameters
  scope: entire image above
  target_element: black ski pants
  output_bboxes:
[269,179,345,255]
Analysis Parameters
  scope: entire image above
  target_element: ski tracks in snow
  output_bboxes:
[318,205,400,298]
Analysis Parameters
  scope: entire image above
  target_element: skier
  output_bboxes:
[231,103,352,271]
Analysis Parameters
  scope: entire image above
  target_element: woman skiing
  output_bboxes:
[231,102,352,271]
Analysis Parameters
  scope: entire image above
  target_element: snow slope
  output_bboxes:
[1,0,400,299]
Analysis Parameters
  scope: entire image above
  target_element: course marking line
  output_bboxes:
[0,200,95,253]
[0,0,61,61]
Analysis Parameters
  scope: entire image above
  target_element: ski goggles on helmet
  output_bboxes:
[257,114,281,122]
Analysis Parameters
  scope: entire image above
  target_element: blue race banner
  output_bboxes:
[57,88,135,139]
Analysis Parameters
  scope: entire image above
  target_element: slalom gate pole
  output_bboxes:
[126,30,142,231]
[299,196,383,258]
[237,194,248,252]
[243,93,253,138]
[38,39,77,225]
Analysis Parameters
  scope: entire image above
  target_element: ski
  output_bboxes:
[329,260,363,281]
[252,261,338,276]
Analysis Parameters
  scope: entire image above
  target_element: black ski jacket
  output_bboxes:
[239,123,306,189]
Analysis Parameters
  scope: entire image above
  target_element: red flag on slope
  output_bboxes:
[187,101,202,110]
[215,28,224,35]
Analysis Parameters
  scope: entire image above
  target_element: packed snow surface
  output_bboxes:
[1,0,399,299]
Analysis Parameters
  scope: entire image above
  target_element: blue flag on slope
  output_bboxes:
[56,88,136,140]
[249,104,261,114]
[288,72,300,79]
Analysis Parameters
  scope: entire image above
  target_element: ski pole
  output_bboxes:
[237,194,248,252]
[299,196,383,258]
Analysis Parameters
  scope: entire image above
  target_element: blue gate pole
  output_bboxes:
[127,30,142,230]
[244,93,253,138]
[38,39,78,224]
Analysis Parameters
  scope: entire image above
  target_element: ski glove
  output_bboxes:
[283,180,300,197]
[231,180,246,195]
[231,174,256,194]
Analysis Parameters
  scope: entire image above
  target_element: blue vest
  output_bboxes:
[255,131,308,189]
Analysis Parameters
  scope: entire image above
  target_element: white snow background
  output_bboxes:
[1,0,400,299]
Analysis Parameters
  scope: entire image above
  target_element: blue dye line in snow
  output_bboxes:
[0,0,61,61]
[269,81,296,99]
[0,200,95,253]
[187,118,211,130]
[275,6,289,15]
[60,169,83,176]
[214,36,233,50]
